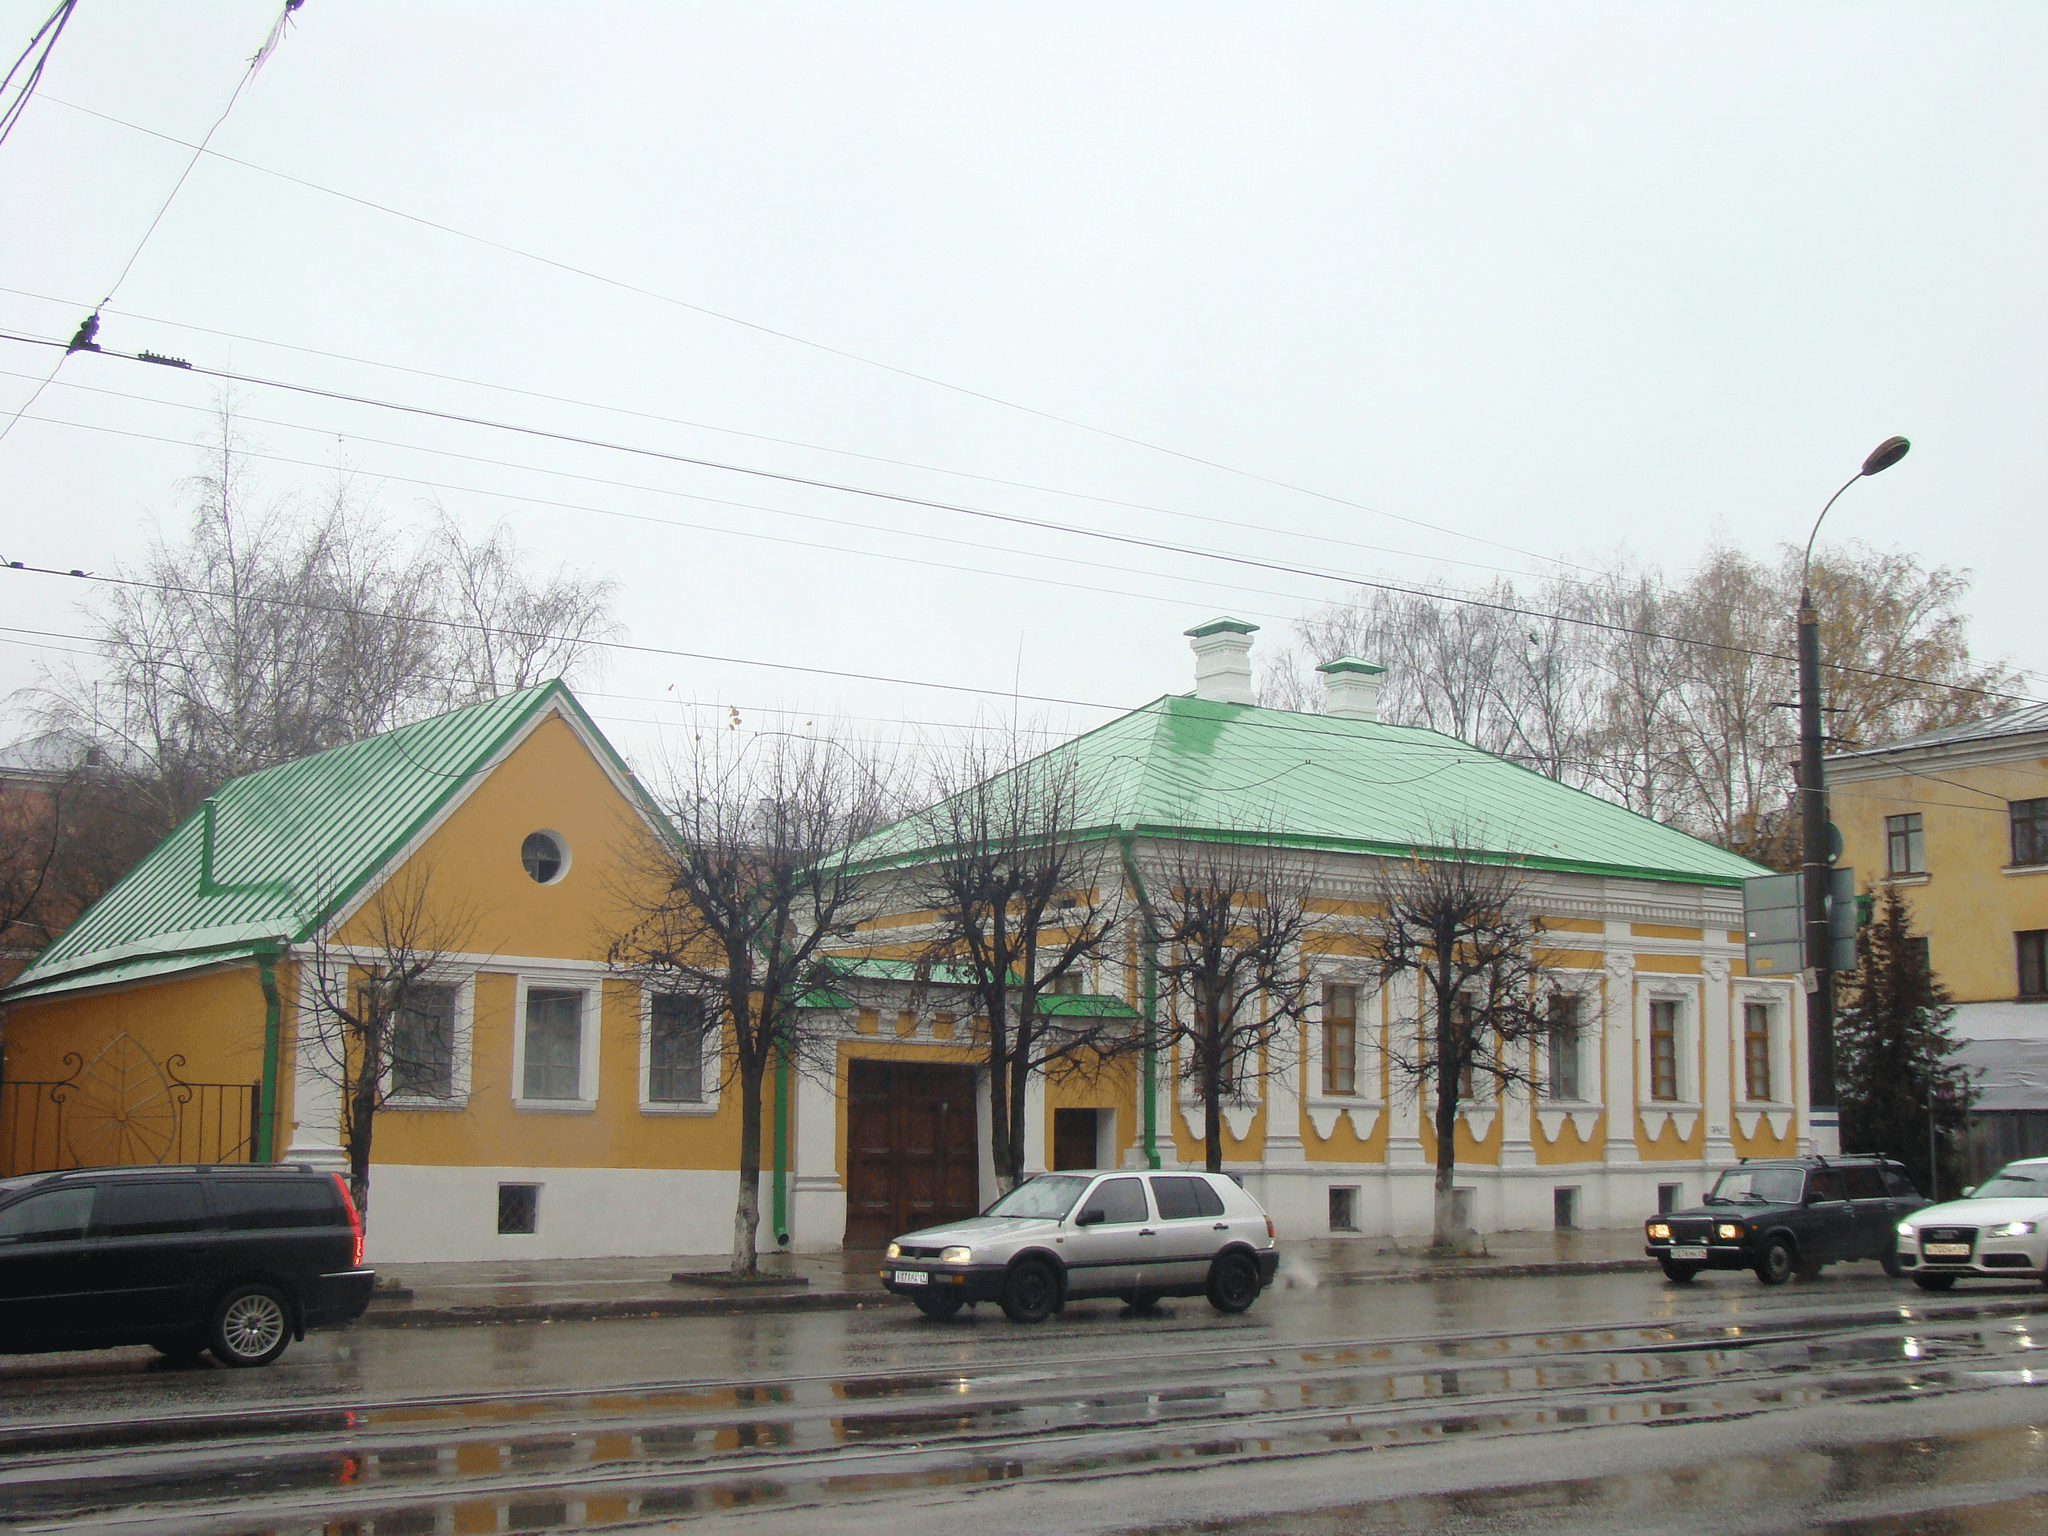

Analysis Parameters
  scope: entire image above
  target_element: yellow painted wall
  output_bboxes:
[1833,754,2048,1003]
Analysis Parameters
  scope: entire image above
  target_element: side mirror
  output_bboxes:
[1074,1208,1105,1227]
[1962,1186,1976,1199]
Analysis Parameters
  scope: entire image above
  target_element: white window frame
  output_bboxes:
[511,969,601,1114]
[1537,973,1600,1107]
[638,986,722,1116]
[1733,983,1795,1110]
[382,970,476,1112]
[1636,980,1701,1112]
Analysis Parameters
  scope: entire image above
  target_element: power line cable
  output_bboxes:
[0,0,76,153]
[34,89,1588,577]
[6,327,2032,710]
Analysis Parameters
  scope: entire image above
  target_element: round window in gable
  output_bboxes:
[521,831,569,885]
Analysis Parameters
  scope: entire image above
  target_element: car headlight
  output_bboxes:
[886,1242,902,1259]
[1647,1223,1671,1240]
[1896,1222,1915,1239]
[1716,1223,1744,1241]
[1990,1221,2039,1238]
[940,1245,973,1264]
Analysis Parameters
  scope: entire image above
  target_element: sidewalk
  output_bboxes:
[358,1227,1652,1330]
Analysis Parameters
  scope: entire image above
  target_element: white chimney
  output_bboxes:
[1185,617,1259,705]
[1317,656,1386,721]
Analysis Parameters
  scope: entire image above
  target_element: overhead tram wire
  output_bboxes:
[0,1,301,450]
[3,327,2035,711]
[0,283,1557,591]
[34,91,1586,580]
[0,0,77,154]
[3,285,1989,659]
[0,569,2025,786]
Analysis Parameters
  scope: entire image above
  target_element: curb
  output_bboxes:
[357,1256,1653,1329]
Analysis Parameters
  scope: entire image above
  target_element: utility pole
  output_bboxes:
[1798,436,1911,1157]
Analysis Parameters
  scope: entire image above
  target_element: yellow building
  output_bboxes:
[1828,703,2048,1170]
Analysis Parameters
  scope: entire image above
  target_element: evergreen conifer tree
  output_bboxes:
[1836,886,1974,1196]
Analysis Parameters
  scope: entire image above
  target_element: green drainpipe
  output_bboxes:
[771,1038,791,1245]
[254,948,282,1163]
[1117,835,1161,1170]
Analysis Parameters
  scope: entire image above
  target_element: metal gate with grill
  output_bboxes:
[844,1059,979,1249]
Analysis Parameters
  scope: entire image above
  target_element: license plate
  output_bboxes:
[1668,1245,1708,1261]
[894,1269,929,1285]
[1925,1242,1971,1257]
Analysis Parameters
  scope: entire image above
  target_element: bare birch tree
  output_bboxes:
[302,860,482,1227]
[1130,836,1316,1171]
[1364,846,1563,1250]
[910,732,1127,1191]
[606,724,898,1276]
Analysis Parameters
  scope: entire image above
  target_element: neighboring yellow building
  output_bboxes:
[1828,702,2048,1172]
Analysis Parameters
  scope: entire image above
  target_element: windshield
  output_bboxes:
[1707,1167,1805,1206]
[984,1174,1091,1221]
[1973,1165,2048,1200]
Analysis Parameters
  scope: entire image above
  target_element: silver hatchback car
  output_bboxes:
[878,1169,1280,1322]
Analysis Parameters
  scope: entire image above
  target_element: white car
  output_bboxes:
[1894,1157,2048,1291]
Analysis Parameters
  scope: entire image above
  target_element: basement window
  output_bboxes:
[498,1183,539,1236]
[1328,1186,1358,1232]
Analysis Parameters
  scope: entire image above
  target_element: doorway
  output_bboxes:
[1053,1108,1103,1171]
[844,1059,980,1248]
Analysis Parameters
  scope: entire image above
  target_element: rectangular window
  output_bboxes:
[2021,932,2048,1000]
[1553,1187,1578,1230]
[391,983,457,1099]
[1329,1186,1359,1232]
[1657,1183,1682,1215]
[1322,983,1358,1096]
[522,988,584,1100]
[498,1183,539,1235]
[1886,812,1925,875]
[1649,999,1679,1101]
[2014,799,2048,867]
[1743,1001,1772,1102]
[1545,995,1581,1100]
[1455,993,1478,1101]
[647,993,706,1103]
[92,1181,208,1238]
[1047,971,1084,996]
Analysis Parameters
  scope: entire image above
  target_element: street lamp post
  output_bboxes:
[1798,434,1910,1156]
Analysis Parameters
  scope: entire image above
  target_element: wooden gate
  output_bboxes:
[845,1059,979,1249]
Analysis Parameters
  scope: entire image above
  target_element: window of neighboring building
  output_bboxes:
[2013,799,2048,867]
[1328,1186,1359,1232]
[1743,1000,1772,1102]
[391,983,457,1099]
[1545,994,1582,1100]
[1886,813,1925,875]
[1322,983,1357,1096]
[520,831,567,885]
[1906,935,1932,973]
[2021,931,2048,1000]
[498,1184,539,1235]
[522,988,585,1099]
[647,993,706,1104]
[1650,999,1680,1101]
[1047,971,1084,996]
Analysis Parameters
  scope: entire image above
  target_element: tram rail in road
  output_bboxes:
[5,1293,2048,1534]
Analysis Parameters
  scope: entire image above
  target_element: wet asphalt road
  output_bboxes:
[4,1266,2048,1534]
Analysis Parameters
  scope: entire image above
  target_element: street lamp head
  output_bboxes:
[1861,436,1910,476]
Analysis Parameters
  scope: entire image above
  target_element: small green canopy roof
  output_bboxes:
[848,694,1764,886]
[4,681,648,1002]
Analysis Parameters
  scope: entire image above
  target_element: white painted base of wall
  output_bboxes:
[364,1164,740,1263]
[1236,1160,1710,1241]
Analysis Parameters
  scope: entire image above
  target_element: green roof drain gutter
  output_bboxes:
[254,946,282,1163]
[1117,834,1161,1170]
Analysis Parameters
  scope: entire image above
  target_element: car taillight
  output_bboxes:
[1266,1216,1276,1241]
[333,1173,364,1266]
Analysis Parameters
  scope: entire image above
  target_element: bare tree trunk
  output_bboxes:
[1006,1030,1030,1184]
[1204,1062,1224,1173]
[1432,1073,1459,1251]
[731,1053,764,1277]
[987,1018,1014,1193]
[347,1067,377,1228]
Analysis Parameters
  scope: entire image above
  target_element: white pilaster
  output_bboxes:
[283,959,348,1171]
[1701,956,1736,1166]
[1601,943,1639,1166]
[790,1042,845,1252]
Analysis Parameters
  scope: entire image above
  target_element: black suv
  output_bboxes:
[1644,1156,1928,1285]
[0,1163,375,1367]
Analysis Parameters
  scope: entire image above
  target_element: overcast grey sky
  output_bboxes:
[1,2,2041,762]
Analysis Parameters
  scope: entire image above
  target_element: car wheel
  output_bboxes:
[148,1335,206,1361]
[1754,1236,1795,1286]
[1658,1258,1703,1284]
[1000,1259,1059,1324]
[1206,1252,1262,1314]
[1880,1247,1904,1279]
[208,1282,292,1367]
[1912,1273,1956,1293]
[912,1292,964,1321]
[1793,1259,1825,1283]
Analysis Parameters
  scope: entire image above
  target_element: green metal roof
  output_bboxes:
[1038,993,1139,1019]
[4,681,650,1002]
[849,694,1766,887]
